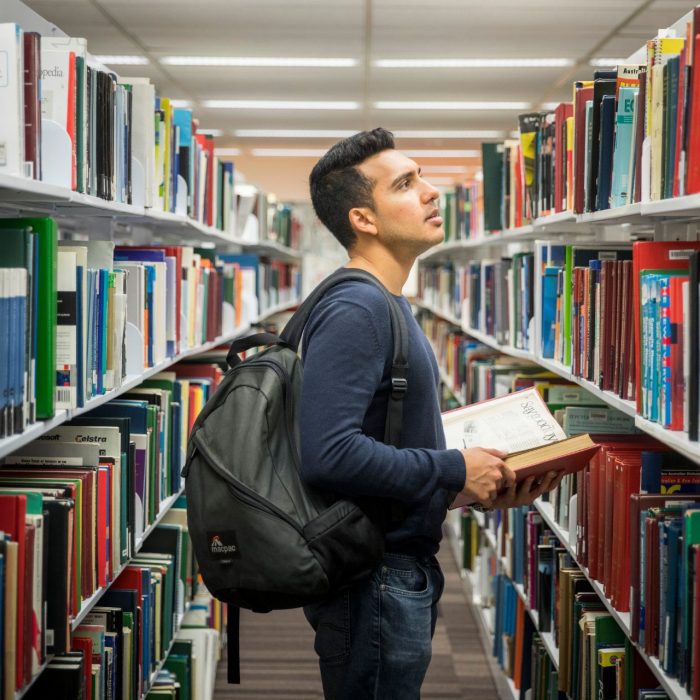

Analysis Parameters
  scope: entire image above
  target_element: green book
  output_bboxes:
[481,142,504,232]
[163,654,191,700]
[0,218,57,419]
[75,55,85,193]
[594,615,625,698]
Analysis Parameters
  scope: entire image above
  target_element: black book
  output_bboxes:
[587,75,617,212]
[43,498,74,654]
[536,544,554,633]
[25,660,85,700]
[101,588,140,700]
[89,606,124,700]
[596,94,617,211]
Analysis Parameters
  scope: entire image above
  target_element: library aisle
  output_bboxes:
[213,545,499,699]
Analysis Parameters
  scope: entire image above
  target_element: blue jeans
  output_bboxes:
[303,553,445,699]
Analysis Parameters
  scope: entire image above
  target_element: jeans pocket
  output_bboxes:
[304,590,351,665]
[380,556,430,597]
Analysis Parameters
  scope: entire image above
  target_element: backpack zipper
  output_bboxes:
[191,431,304,535]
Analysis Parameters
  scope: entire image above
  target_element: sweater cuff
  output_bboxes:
[438,449,466,492]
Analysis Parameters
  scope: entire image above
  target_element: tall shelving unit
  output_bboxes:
[0,4,306,698]
[416,8,700,699]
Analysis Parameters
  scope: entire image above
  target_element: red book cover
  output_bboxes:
[112,566,147,689]
[686,27,700,193]
[554,102,574,213]
[195,134,215,226]
[587,448,602,579]
[66,51,77,191]
[22,32,41,180]
[70,635,93,697]
[573,84,594,214]
[613,457,642,611]
[632,241,700,411]
[0,495,27,689]
[173,363,223,388]
[602,452,617,590]
[95,466,107,589]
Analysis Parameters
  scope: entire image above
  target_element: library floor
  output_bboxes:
[213,545,499,699]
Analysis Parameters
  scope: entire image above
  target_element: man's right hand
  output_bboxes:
[459,447,514,509]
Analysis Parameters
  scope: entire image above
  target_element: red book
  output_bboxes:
[195,134,215,226]
[670,275,688,429]
[173,363,223,389]
[96,466,108,587]
[612,456,641,611]
[644,514,660,655]
[23,523,35,686]
[0,495,27,689]
[554,102,573,213]
[22,32,41,180]
[632,241,700,411]
[686,19,700,193]
[573,83,594,214]
[66,51,77,191]
[70,635,93,697]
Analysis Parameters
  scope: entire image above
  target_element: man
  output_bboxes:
[299,128,563,699]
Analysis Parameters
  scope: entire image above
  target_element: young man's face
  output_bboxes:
[356,149,444,256]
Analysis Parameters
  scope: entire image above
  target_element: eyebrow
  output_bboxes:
[390,167,421,189]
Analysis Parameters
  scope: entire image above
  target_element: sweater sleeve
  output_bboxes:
[299,294,466,504]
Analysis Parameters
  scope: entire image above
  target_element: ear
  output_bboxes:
[348,207,378,237]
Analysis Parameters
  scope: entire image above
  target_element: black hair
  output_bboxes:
[309,128,395,249]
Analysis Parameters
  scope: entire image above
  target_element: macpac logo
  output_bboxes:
[210,535,237,554]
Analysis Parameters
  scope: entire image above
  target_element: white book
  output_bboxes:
[0,23,25,176]
[56,250,78,409]
[118,77,155,208]
[39,45,73,140]
[42,36,87,191]
[118,262,146,336]
[58,243,89,405]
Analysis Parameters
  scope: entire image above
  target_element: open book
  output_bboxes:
[442,388,600,509]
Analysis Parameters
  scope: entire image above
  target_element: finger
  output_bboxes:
[483,447,509,459]
[500,464,517,487]
[550,471,566,490]
[533,472,559,498]
[517,477,536,501]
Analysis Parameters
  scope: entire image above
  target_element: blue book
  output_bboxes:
[660,276,672,426]
[75,265,84,407]
[16,277,26,433]
[114,249,166,263]
[99,269,109,394]
[595,94,617,211]
[610,86,639,208]
[0,275,9,436]
[542,267,560,358]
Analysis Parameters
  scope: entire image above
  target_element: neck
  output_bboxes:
[345,247,413,295]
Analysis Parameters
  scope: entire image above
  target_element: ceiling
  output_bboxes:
[16,0,697,200]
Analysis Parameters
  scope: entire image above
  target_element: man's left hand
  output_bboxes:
[490,470,566,510]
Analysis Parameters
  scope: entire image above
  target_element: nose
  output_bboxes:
[422,179,440,203]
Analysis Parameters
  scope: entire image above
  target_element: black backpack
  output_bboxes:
[182,268,409,680]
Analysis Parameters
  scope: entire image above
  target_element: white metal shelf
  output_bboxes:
[0,173,303,257]
[413,298,462,327]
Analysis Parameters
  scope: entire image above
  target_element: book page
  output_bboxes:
[442,387,567,454]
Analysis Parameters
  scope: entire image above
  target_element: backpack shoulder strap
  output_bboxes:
[281,267,409,448]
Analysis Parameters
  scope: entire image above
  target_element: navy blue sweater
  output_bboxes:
[299,279,466,556]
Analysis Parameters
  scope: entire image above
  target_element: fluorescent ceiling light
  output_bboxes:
[375,58,573,68]
[234,129,357,138]
[510,130,520,139]
[374,101,530,110]
[94,55,149,65]
[197,128,224,137]
[203,100,360,110]
[169,99,192,108]
[250,148,328,157]
[589,58,627,66]
[475,170,484,182]
[404,149,480,158]
[394,129,505,138]
[161,56,357,67]
[421,165,468,173]
[541,102,560,110]
[214,148,241,156]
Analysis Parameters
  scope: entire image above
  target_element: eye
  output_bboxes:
[398,179,410,190]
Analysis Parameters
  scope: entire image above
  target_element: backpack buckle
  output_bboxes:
[391,377,408,398]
